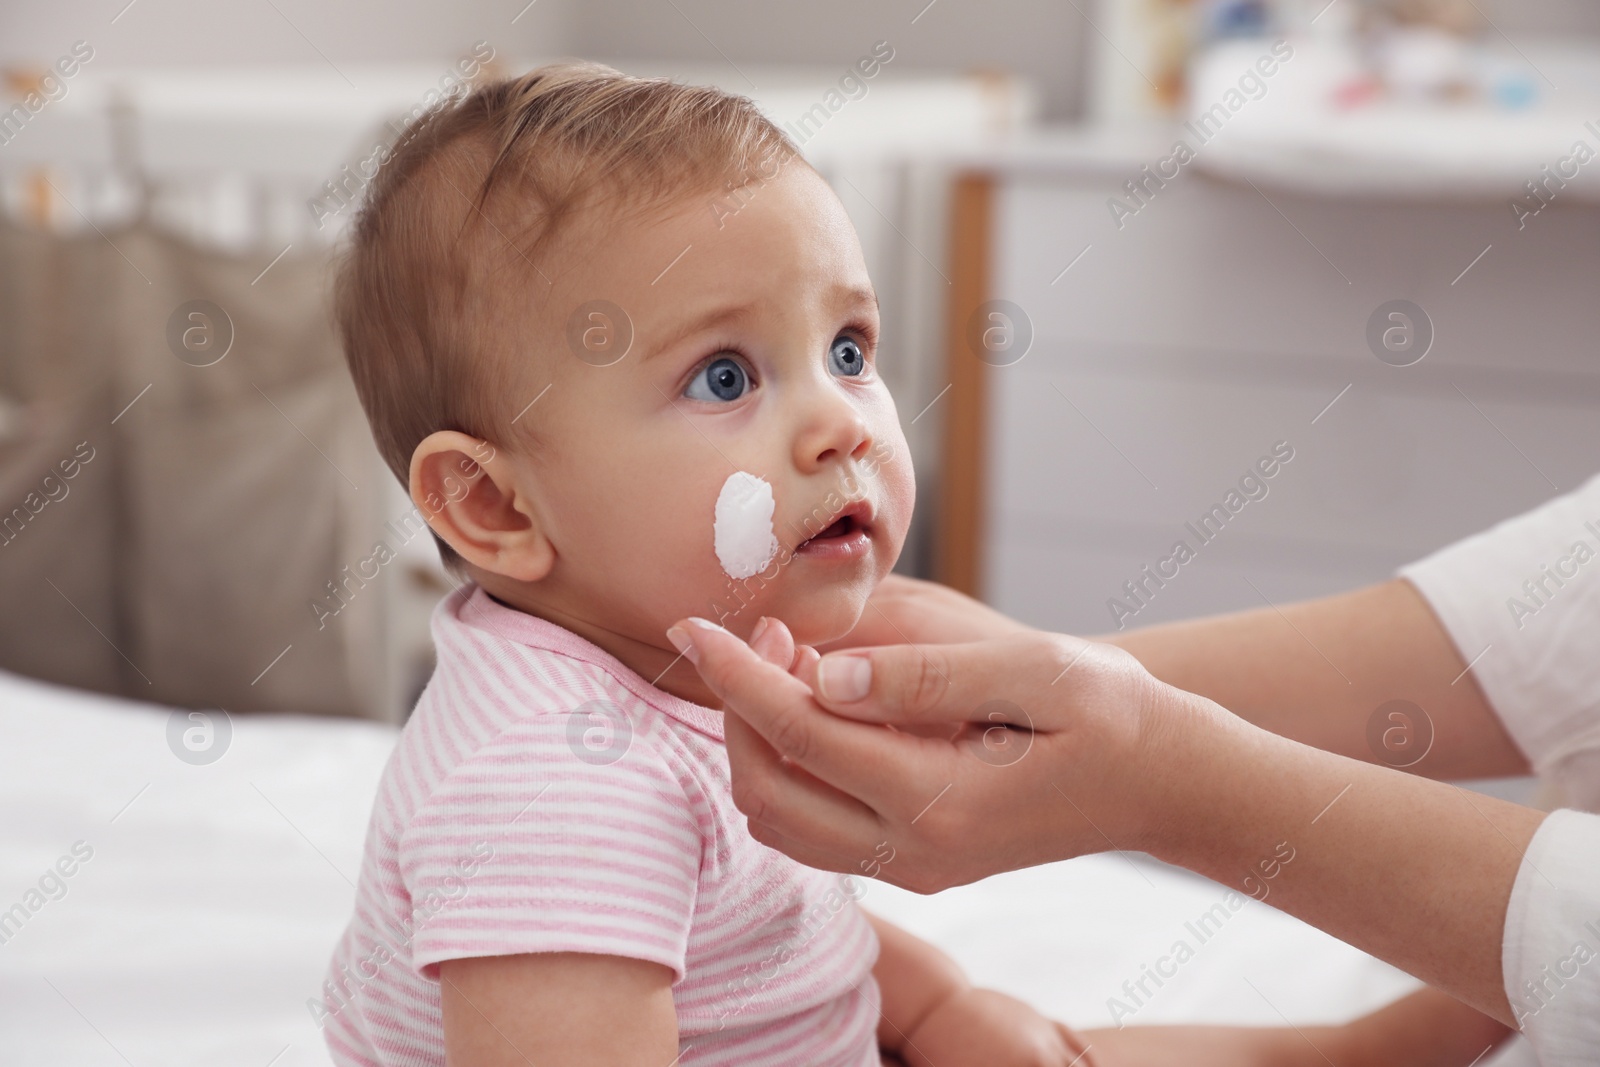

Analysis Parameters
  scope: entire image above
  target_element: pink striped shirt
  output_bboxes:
[318,584,882,1065]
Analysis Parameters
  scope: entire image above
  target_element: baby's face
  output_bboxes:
[499,163,914,653]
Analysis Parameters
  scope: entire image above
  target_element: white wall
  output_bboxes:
[6,0,1083,117]
[5,1,1598,121]
[566,0,1088,118]
[0,0,574,76]
[983,170,1600,635]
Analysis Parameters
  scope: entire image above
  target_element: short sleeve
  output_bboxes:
[399,709,702,981]
[1400,472,1600,808]
[1502,809,1600,1065]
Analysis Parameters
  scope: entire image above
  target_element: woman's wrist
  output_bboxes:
[1122,676,1264,865]
[1132,680,1539,1023]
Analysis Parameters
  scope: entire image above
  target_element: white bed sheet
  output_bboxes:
[1,667,1484,1064]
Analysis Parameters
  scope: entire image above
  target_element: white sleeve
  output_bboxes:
[1399,472,1600,811]
[1502,809,1600,1064]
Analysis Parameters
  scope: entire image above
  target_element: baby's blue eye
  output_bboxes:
[684,356,750,402]
[829,336,865,377]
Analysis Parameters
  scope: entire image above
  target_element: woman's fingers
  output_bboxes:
[812,632,1084,726]
[819,574,1032,651]
[676,618,944,811]
[676,615,1185,895]
[742,817,912,889]
[721,711,886,865]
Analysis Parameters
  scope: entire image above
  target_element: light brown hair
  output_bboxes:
[335,61,798,567]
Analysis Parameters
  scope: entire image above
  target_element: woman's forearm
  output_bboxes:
[1339,987,1511,1067]
[682,616,1546,1027]
[1104,578,1529,780]
[1147,692,1543,1026]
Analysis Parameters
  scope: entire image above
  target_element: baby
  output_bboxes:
[315,63,1093,1066]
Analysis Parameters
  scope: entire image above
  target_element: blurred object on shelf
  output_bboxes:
[1204,0,1275,41]
[1094,0,1291,123]
[1091,0,1560,122]
[1183,0,1600,199]
[1348,0,1535,108]
[1092,0,1199,123]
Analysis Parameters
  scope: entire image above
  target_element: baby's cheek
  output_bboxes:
[877,450,917,554]
[646,487,765,628]
[865,401,916,536]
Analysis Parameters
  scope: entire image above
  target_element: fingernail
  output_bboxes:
[666,625,698,664]
[750,617,770,645]
[686,616,726,632]
[818,654,872,702]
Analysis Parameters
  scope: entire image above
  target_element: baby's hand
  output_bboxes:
[748,615,825,686]
[901,987,1095,1067]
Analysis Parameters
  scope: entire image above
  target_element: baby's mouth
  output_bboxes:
[795,502,873,558]
[810,513,858,540]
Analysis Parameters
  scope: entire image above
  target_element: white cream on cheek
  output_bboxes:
[713,471,779,580]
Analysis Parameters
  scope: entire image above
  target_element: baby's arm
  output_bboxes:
[868,912,969,1055]
[869,912,1090,1067]
[439,951,677,1065]
[1085,986,1511,1067]
[1332,986,1511,1067]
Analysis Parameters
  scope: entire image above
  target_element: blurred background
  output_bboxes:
[6,0,1600,721]
[3,0,1598,1062]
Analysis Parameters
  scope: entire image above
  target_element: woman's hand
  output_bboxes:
[821,574,1033,651]
[670,613,1543,1026]
[670,615,1226,892]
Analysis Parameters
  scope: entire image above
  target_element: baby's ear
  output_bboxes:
[409,431,554,582]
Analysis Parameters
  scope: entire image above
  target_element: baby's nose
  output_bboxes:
[793,391,871,472]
